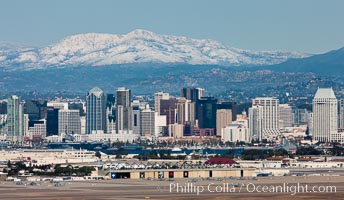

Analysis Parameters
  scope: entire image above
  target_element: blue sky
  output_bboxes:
[0,0,343,53]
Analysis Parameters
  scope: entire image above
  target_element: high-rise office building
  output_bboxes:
[279,104,293,129]
[80,116,86,135]
[69,102,86,116]
[154,92,169,115]
[0,115,7,136]
[116,87,132,132]
[180,87,204,119]
[169,123,184,138]
[132,106,141,135]
[187,101,195,125]
[0,100,7,114]
[23,114,29,138]
[312,88,338,142]
[140,109,155,136]
[248,106,260,142]
[176,97,195,125]
[293,109,310,126]
[28,119,46,141]
[340,99,344,129]
[250,97,280,141]
[197,97,217,130]
[308,112,314,136]
[86,87,107,134]
[106,94,116,133]
[160,98,178,125]
[24,100,47,121]
[180,88,204,102]
[217,102,238,121]
[176,98,186,124]
[46,107,59,136]
[47,101,68,110]
[7,95,25,142]
[216,109,232,136]
[106,107,116,133]
[58,110,81,135]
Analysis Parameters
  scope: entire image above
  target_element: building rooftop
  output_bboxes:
[117,87,129,91]
[89,87,104,97]
[314,88,336,99]
[205,157,237,165]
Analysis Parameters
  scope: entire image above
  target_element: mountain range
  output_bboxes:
[271,47,344,76]
[0,29,309,70]
[0,29,343,98]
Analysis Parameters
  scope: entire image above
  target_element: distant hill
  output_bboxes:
[271,47,344,76]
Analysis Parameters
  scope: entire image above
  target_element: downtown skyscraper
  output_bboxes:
[249,97,280,141]
[116,87,132,132]
[312,88,338,142]
[7,95,25,142]
[340,99,344,129]
[154,92,169,115]
[58,109,81,135]
[279,104,293,129]
[180,87,204,119]
[216,109,232,136]
[197,97,217,130]
[86,87,107,134]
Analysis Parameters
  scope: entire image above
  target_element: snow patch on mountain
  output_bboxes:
[0,29,310,70]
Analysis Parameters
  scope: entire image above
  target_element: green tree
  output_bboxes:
[95,151,101,158]
[7,160,12,168]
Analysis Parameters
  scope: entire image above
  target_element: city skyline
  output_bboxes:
[1,86,344,143]
[1,1,344,199]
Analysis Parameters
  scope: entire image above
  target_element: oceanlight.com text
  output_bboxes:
[168,182,337,195]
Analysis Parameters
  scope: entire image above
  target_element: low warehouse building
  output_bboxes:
[107,168,256,180]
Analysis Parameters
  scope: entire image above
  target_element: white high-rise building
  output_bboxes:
[155,114,166,137]
[23,114,29,137]
[176,97,195,124]
[169,123,184,138]
[222,112,249,143]
[312,88,338,142]
[58,110,81,135]
[340,99,344,129]
[249,97,280,141]
[154,92,169,115]
[197,88,205,99]
[279,104,293,129]
[221,124,250,143]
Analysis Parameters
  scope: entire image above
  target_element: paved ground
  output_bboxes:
[0,176,343,199]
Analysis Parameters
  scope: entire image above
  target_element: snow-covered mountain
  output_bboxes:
[0,29,310,70]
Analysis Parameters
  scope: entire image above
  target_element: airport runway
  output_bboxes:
[0,176,343,199]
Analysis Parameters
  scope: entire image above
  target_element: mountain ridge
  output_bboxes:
[0,29,309,70]
[271,46,344,76]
